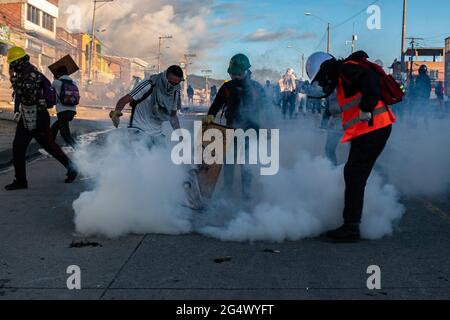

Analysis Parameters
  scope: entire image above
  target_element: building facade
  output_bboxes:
[445,37,450,96]
[0,0,59,78]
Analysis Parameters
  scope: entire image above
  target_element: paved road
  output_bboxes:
[0,154,449,300]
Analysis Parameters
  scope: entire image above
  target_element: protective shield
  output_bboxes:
[183,122,231,210]
[48,55,79,77]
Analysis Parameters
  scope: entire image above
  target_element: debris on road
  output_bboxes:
[214,256,232,263]
[69,241,103,248]
[263,248,281,254]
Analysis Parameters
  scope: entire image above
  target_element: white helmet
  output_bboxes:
[306,52,335,82]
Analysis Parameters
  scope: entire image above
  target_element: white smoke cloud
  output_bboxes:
[73,130,191,238]
[72,118,406,242]
[378,112,450,197]
[59,0,219,66]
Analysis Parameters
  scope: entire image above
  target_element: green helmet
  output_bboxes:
[227,53,251,74]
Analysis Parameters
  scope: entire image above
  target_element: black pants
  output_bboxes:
[343,125,392,224]
[281,92,296,118]
[13,111,71,182]
[51,110,76,148]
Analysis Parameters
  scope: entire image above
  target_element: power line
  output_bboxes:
[333,0,381,29]
[314,31,328,51]
[422,32,450,40]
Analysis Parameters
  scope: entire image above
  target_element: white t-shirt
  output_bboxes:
[52,75,77,114]
[129,77,181,136]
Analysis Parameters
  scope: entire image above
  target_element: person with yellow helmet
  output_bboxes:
[5,47,77,191]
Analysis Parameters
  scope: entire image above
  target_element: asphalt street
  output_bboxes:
[0,113,449,300]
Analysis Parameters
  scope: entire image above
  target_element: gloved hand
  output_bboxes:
[13,112,21,123]
[359,111,372,122]
[202,114,215,125]
[109,110,123,128]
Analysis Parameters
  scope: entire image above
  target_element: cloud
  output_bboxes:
[211,2,242,14]
[244,29,286,42]
[58,0,220,67]
[243,28,317,43]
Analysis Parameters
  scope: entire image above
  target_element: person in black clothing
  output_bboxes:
[306,50,395,242]
[203,54,267,200]
[187,85,194,106]
[5,47,77,191]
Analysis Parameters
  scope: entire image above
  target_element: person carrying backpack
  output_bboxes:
[4,47,77,191]
[306,50,402,242]
[51,66,79,148]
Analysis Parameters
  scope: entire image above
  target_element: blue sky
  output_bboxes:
[200,0,450,79]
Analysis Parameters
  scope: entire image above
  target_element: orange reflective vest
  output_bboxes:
[337,61,396,143]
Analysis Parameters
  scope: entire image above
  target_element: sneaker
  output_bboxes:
[65,168,78,184]
[5,180,28,191]
[325,224,361,243]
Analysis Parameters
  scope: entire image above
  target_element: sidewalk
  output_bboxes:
[0,106,113,169]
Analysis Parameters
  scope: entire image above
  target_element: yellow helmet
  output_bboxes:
[7,46,27,64]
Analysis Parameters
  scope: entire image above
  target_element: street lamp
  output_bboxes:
[305,12,331,53]
[287,45,305,79]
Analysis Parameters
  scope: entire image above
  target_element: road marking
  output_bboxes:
[419,198,450,225]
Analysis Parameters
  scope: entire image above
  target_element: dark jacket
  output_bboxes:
[338,51,381,113]
[414,74,431,100]
[207,76,266,129]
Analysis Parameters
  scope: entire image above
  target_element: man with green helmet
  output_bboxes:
[204,53,268,201]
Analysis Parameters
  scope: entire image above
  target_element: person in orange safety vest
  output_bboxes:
[306,50,395,242]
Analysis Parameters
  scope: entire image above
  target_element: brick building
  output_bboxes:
[0,0,59,78]
[445,37,450,96]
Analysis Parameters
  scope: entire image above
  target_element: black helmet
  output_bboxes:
[418,64,428,75]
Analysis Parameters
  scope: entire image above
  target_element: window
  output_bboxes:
[27,4,40,25]
[42,13,55,31]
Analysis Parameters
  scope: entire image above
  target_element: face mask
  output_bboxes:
[230,70,248,81]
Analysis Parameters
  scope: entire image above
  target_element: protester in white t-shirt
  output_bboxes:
[110,65,183,142]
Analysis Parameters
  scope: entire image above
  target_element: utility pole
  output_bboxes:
[182,53,196,104]
[157,35,172,73]
[301,53,305,79]
[351,23,357,54]
[406,37,424,80]
[201,69,212,105]
[88,0,113,83]
[327,22,331,53]
[400,0,407,74]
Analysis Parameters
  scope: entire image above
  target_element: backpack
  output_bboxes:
[41,74,57,108]
[59,79,80,106]
[348,57,404,105]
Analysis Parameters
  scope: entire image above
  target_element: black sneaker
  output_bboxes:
[65,168,78,184]
[325,224,361,243]
[5,180,28,191]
